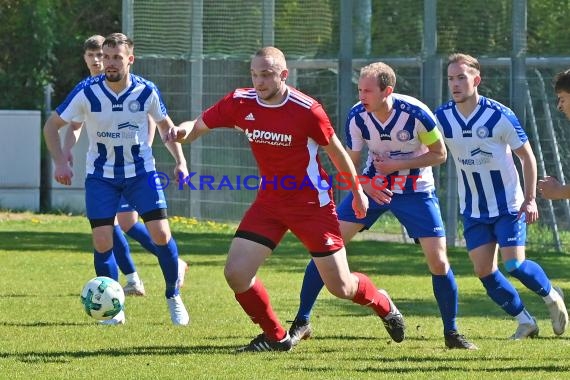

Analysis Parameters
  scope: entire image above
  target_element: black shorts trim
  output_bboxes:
[141,208,168,222]
[89,217,115,229]
[310,247,342,258]
[234,230,277,250]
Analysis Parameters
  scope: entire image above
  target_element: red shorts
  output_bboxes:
[235,199,344,256]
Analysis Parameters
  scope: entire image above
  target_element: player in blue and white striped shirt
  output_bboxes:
[44,33,189,326]
[290,62,476,349]
[435,53,568,339]
[538,69,570,199]
[62,35,188,299]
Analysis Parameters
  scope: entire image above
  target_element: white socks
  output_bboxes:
[515,308,535,325]
[542,286,561,304]
[126,272,141,284]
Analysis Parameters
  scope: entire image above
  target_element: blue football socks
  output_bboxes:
[154,238,179,298]
[507,259,551,297]
[432,269,458,333]
[480,270,525,316]
[112,224,136,275]
[93,248,119,281]
[295,259,325,323]
[126,221,158,257]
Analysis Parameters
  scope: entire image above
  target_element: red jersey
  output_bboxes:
[202,86,335,205]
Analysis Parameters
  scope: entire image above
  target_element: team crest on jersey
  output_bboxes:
[475,126,489,139]
[128,100,141,112]
[396,130,411,142]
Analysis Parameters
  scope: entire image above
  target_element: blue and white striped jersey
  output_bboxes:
[56,73,167,178]
[435,96,527,218]
[345,93,438,194]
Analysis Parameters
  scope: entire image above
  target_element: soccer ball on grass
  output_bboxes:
[80,276,125,320]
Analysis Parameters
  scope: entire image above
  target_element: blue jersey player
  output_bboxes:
[44,33,189,326]
[62,35,189,299]
[435,53,567,339]
[538,69,570,200]
[288,62,476,349]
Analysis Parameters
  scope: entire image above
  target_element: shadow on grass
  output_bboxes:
[0,321,87,327]
[4,231,570,317]
[0,345,238,363]
[2,229,569,300]
[0,231,92,253]
[3,228,569,279]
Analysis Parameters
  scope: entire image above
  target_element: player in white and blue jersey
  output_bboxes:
[44,33,189,326]
[62,35,189,298]
[289,62,476,349]
[538,69,570,199]
[435,53,567,339]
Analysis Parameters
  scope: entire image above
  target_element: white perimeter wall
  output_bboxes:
[0,110,41,211]
[0,110,88,213]
[49,125,88,213]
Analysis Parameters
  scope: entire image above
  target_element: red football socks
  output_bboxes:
[234,279,287,341]
[351,272,390,317]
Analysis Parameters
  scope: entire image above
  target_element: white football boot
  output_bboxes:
[167,294,190,326]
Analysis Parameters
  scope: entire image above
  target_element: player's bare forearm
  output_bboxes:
[147,115,157,146]
[164,140,187,167]
[44,113,75,185]
[156,115,176,141]
[168,118,211,144]
[514,142,539,223]
[62,121,83,153]
[374,140,446,173]
[43,113,69,165]
[323,135,361,192]
[538,176,570,200]
[406,142,447,168]
[515,142,538,203]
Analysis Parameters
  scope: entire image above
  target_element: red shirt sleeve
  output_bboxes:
[309,102,335,146]
[201,92,238,129]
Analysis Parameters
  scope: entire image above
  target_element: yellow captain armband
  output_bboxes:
[418,127,442,146]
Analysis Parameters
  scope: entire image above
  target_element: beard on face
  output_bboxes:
[257,87,280,102]
[105,71,123,82]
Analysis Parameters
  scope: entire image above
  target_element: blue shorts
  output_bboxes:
[462,213,526,251]
[337,191,445,238]
[85,171,167,220]
[117,196,136,213]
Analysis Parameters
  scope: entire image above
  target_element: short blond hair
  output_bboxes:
[359,62,396,91]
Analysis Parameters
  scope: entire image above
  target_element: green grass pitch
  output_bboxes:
[1,212,569,379]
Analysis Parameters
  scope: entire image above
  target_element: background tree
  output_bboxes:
[0,0,120,110]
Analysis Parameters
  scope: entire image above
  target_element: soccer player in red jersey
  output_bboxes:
[168,46,405,352]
